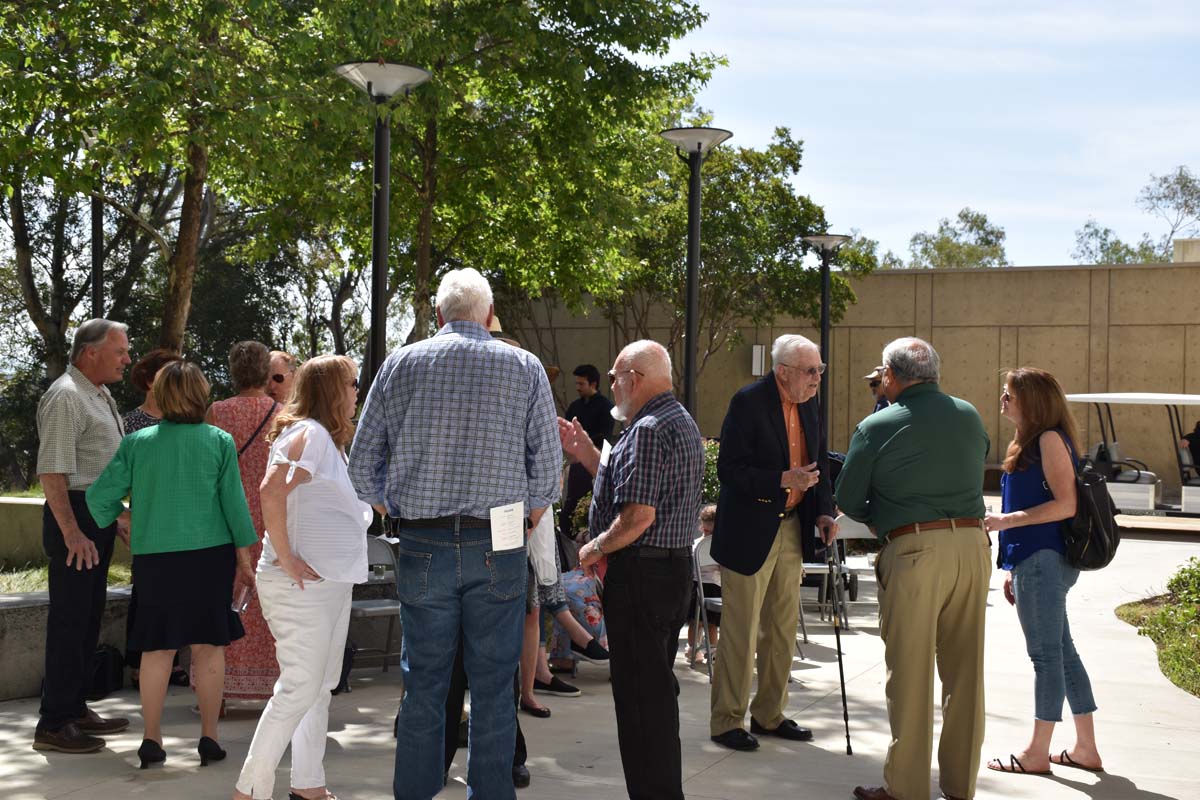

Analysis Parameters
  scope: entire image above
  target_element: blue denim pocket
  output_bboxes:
[396,549,432,604]
[485,548,527,601]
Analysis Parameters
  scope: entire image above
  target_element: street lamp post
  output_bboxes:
[801,233,850,441]
[658,126,732,418]
[334,61,431,398]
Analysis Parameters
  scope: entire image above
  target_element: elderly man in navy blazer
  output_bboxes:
[709,334,838,751]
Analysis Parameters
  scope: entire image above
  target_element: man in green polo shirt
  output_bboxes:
[835,337,991,800]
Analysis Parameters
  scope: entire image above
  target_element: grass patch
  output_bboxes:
[1115,557,1200,699]
[0,562,132,593]
[2,485,44,498]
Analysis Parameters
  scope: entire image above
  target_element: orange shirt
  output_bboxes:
[775,372,809,510]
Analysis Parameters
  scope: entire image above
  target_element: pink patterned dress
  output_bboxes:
[209,394,280,700]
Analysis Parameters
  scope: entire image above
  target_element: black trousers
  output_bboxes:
[39,492,115,729]
[604,550,693,800]
[441,634,526,776]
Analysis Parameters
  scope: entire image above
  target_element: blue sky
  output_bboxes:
[665,0,1200,266]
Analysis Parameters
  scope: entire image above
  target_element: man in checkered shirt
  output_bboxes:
[349,268,559,800]
[559,340,704,800]
[33,319,132,754]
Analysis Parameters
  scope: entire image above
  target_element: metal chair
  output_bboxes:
[350,535,402,672]
[692,535,723,683]
[819,514,877,629]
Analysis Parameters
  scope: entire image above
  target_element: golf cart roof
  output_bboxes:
[1065,392,1200,406]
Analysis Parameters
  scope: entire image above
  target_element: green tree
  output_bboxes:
[1071,166,1198,265]
[908,207,1007,269]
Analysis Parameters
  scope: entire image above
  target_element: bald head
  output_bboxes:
[611,340,674,421]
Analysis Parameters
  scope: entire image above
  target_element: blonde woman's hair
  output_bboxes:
[267,355,358,448]
[154,361,210,424]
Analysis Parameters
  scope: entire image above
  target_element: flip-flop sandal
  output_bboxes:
[986,754,1052,775]
[1050,750,1104,773]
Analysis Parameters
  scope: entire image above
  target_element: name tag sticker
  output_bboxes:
[600,440,613,468]
[489,501,525,551]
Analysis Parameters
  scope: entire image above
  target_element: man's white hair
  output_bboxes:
[70,319,128,364]
[770,334,819,370]
[620,340,672,384]
[435,268,493,323]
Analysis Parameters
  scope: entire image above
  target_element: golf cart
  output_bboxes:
[1066,392,1200,516]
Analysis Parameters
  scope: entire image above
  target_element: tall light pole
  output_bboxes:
[334,61,431,399]
[658,126,732,418]
[801,233,850,441]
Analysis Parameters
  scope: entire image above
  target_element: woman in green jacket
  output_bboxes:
[87,361,258,770]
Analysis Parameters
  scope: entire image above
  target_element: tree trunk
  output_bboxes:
[406,116,438,344]
[158,138,208,351]
[9,178,70,379]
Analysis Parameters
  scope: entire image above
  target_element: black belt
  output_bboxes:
[396,515,490,529]
[613,545,691,559]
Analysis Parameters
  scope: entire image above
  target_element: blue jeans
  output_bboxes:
[392,524,526,800]
[1011,547,1098,722]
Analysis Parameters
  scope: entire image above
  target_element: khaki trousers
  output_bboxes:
[710,514,803,736]
[877,524,992,800]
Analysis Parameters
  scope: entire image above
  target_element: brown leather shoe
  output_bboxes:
[74,708,130,734]
[853,787,899,800]
[32,723,105,754]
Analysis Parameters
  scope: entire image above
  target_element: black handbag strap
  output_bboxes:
[239,401,278,458]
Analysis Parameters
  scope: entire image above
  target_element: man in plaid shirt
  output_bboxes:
[349,268,559,800]
[559,340,704,800]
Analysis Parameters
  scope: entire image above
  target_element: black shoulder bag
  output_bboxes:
[1059,433,1121,570]
[239,401,279,458]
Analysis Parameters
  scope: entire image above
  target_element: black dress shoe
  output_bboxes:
[197,735,226,766]
[512,764,531,788]
[710,728,759,751]
[519,700,551,718]
[751,717,813,742]
[32,722,105,754]
[137,739,166,770]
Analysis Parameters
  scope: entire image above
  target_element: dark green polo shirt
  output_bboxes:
[835,382,989,540]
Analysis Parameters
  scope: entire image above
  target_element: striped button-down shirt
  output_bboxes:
[588,391,704,549]
[36,365,125,489]
[348,320,560,519]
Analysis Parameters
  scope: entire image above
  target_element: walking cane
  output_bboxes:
[826,540,853,755]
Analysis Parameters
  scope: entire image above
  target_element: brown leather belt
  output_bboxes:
[888,517,983,542]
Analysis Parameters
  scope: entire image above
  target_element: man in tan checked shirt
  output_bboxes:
[33,319,133,754]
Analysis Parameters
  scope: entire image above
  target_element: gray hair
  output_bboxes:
[436,267,493,324]
[70,319,128,364]
[770,334,819,370]
[882,337,940,383]
[620,340,672,384]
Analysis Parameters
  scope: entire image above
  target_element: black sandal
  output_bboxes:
[986,754,1051,775]
[1050,750,1104,773]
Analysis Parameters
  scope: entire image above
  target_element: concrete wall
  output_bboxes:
[533,262,1200,495]
[1,497,132,569]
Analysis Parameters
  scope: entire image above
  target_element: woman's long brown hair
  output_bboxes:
[266,355,358,449]
[1002,367,1081,473]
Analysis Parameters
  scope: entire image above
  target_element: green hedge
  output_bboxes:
[1117,557,1200,698]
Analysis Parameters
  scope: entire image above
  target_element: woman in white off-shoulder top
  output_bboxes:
[233,354,371,800]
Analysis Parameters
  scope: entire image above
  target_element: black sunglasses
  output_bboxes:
[869,381,881,388]
[271,373,286,383]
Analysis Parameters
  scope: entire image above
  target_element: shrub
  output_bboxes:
[1119,557,1200,698]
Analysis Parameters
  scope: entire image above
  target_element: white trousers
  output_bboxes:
[235,573,353,799]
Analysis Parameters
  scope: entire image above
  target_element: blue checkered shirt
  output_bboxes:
[348,321,560,519]
[588,391,704,549]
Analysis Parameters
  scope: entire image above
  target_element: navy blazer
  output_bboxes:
[710,374,835,576]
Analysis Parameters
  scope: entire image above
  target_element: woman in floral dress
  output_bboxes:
[206,340,281,702]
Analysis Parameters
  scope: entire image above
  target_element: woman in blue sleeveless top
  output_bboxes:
[984,368,1104,776]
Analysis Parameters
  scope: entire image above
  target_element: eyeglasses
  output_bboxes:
[778,362,826,378]
[607,368,645,382]
[271,373,286,384]
[1001,390,1011,402]
[350,378,359,390]
[869,381,881,389]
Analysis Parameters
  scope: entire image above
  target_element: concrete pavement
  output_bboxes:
[1,535,1196,800]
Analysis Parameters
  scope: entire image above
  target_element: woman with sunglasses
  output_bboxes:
[984,368,1103,777]
[267,350,298,404]
[233,355,370,800]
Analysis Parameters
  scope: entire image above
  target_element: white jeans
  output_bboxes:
[235,572,353,799]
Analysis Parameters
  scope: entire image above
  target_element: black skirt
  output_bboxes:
[127,544,245,652]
